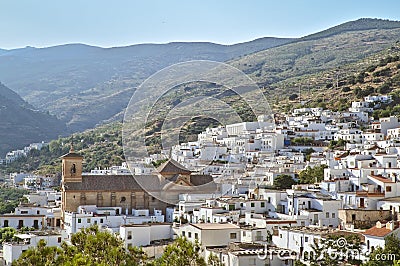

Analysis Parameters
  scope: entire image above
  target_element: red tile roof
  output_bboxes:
[364,226,392,237]
[369,175,395,183]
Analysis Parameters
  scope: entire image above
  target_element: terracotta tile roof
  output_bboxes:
[191,223,240,230]
[65,173,215,191]
[157,159,191,175]
[64,175,158,191]
[61,152,83,158]
[364,226,392,237]
[369,175,395,183]
[190,174,213,186]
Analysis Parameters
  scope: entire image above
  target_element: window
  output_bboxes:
[386,186,392,192]
[326,212,329,218]
[37,210,40,215]
[332,213,336,218]
[127,231,132,240]
[58,237,62,243]
[3,220,8,227]
[78,219,81,223]
[127,243,132,248]
[251,203,255,208]
[230,233,237,239]
[188,232,192,238]
[261,202,265,208]
[100,219,104,223]
[87,218,91,223]
[182,231,185,237]
[21,211,28,214]
[305,237,309,242]
[195,233,198,240]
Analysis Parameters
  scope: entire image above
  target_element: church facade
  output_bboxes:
[60,147,217,225]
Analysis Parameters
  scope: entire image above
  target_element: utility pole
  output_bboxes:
[336,72,340,89]
[299,85,301,103]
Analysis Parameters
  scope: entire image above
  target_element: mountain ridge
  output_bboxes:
[1,18,400,144]
[0,83,66,157]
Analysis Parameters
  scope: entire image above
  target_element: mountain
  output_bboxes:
[2,18,400,134]
[0,83,66,157]
[0,38,293,131]
[230,18,400,87]
[300,18,400,41]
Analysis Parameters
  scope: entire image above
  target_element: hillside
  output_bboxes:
[3,18,400,162]
[271,43,400,115]
[0,83,66,157]
[0,38,293,131]
[2,19,400,135]
[2,122,124,174]
[230,19,400,87]
[300,18,400,41]
[6,42,400,175]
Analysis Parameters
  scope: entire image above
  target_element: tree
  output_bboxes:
[12,239,63,266]
[289,94,299,101]
[0,227,16,244]
[292,137,314,145]
[303,148,315,161]
[365,234,400,266]
[328,139,347,150]
[12,226,147,266]
[274,174,297,189]
[306,234,362,266]
[207,253,223,266]
[152,236,206,266]
[298,165,328,184]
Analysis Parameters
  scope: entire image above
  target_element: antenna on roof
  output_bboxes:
[70,135,75,153]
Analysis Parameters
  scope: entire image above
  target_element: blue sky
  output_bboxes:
[1,0,400,49]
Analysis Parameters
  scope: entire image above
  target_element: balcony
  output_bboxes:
[356,190,385,197]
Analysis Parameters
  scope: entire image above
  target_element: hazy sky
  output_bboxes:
[1,0,400,49]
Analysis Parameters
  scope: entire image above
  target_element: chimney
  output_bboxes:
[392,173,397,183]
[376,221,383,228]
[386,221,395,231]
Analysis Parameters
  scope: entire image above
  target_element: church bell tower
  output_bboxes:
[61,144,83,183]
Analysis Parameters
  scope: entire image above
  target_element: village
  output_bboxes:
[1,94,400,265]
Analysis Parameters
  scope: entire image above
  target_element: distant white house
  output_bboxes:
[120,223,172,248]
[174,223,241,248]
[3,231,62,265]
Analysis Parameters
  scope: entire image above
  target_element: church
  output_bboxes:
[60,146,217,223]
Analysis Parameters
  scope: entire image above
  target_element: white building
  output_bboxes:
[63,205,164,240]
[363,221,400,253]
[120,223,172,248]
[175,223,241,248]
[3,231,62,265]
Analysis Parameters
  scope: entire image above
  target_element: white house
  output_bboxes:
[3,231,62,265]
[120,223,172,248]
[175,223,241,248]
[363,221,400,253]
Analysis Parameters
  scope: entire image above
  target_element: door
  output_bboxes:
[360,198,365,208]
